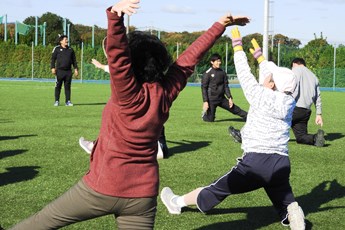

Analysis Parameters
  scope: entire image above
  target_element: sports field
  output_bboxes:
[1,81,345,229]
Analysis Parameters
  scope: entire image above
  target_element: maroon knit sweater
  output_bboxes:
[83,8,225,197]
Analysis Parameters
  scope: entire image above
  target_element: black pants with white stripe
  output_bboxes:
[55,69,72,103]
[202,98,247,122]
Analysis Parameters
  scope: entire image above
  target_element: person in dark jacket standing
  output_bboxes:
[201,53,247,122]
[51,35,78,106]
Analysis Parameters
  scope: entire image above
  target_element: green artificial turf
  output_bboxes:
[1,81,344,229]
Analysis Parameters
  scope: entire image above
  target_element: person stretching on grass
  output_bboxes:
[160,27,305,230]
[80,127,169,159]
[290,57,325,147]
[80,38,170,159]
[229,57,326,148]
[9,0,250,229]
[201,53,247,122]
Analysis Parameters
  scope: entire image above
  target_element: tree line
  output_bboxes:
[0,12,344,87]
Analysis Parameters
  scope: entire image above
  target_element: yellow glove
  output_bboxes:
[249,38,265,64]
[231,27,243,52]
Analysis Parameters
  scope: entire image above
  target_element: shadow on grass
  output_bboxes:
[325,132,345,142]
[0,166,40,187]
[73,102,106,106]
[213,118,245,123]
[184,180,345,230]
[167,140,211,157]
[0,149,28,160]
[0,119,14,123]
[0,134,37,141]
[290,132,344,146]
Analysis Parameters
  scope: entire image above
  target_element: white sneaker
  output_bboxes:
[160,187,181,214]
[79,137,94,154]
[157,141,164,159]
[65,101,74,106]
[201,110,207,119]
[54,101,59,106]
[288,202,305,230]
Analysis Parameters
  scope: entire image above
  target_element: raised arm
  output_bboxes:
[163,14,250,103]
[176,14,249,70]
[106,0,140,104]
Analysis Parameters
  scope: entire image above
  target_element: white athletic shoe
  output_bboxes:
[157,141,164,159]
[65,101,74,106]
[79,137,93,154]
[160,187,181,214]
[54,101,59,106]
[288,202,305,230]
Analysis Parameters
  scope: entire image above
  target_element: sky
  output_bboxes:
[1,0,344,46]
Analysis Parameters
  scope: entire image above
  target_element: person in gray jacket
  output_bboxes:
[291,58,325,147]
[228,58,325,147]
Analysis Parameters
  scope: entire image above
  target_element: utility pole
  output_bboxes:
[263,0,269,59]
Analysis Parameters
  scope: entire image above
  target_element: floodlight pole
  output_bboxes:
[263,0,269,59]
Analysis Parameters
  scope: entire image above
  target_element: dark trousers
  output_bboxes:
[55,69,72,103]
[10,180,157,230]
[197,153,295,221]
[291,107,314,145]
[203,98,247,122]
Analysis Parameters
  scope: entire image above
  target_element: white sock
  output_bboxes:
[172,196,187,208]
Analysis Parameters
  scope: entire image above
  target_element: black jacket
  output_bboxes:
[201,67,232,102]
[51,45,78,71]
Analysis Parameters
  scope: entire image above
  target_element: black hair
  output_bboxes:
[128,31,172,84]
[210,53,221,62]
[57,35,68,45]
[291,57,306,68]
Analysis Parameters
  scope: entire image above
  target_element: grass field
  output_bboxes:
[1,80,345,229]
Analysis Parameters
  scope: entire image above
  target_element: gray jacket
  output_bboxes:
[292,66,322,115]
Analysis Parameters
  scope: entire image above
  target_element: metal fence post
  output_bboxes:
[81,42,84,83]
[333,44,336,91]
[32,41,34,80]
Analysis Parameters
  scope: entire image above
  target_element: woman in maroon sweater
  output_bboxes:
[10,0,249,229]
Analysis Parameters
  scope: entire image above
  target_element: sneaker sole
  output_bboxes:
[79,138,92,154]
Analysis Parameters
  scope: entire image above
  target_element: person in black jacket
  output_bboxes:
[51,35,78,106]
[201,53,247,122]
